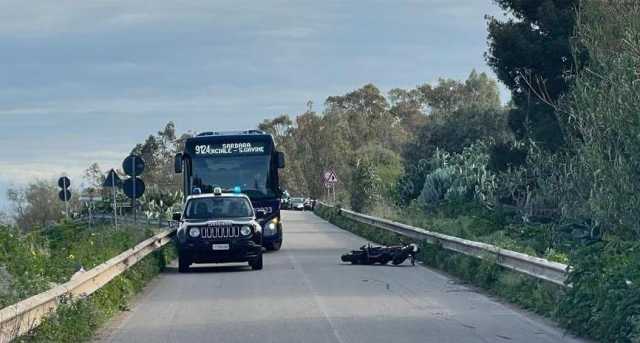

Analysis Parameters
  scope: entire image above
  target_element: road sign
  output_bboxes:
[57,176,71,217]
[79,196,103,202]
[104,168,122,230]
[103,169,121,188]
[123,155,145,176]
[58,176,71,189]
[123,178,145,199]
[324,170,338,184]
[58,190,71,202]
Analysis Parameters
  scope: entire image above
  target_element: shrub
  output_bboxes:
[558,240,640,343]
[417,167,454,207]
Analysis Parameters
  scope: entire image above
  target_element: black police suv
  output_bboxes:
[174,190,263,272]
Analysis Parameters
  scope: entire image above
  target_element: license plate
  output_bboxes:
[212,244,230,251]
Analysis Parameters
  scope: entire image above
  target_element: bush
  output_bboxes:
[349,158,382,213]
[558,240,640,343]
[417,167,454,207]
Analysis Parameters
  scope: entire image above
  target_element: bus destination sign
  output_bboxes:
[194,142,266,155]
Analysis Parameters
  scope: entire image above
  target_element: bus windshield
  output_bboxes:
[190,155,275,199]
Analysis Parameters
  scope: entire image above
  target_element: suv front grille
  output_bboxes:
[197,225,241,239]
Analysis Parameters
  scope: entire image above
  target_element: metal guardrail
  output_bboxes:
[317,202,569,287]
[0,228,176,343]
[77,213,175,228]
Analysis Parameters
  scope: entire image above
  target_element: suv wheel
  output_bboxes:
[266,240,282,251]
[250,252,263,270]
[178,253,191,273]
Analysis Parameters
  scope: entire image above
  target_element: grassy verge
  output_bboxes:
[315,205,564,318]
[373,202,569,264]
[0,222,176,343]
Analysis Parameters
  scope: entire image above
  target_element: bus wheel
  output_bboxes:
[266,240,282,251]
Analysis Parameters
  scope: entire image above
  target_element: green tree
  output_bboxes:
[258,114,293,147]
[7,180,65,230]
[349,157,381,213]
[131,122,183,192]
[418,70,501,115]
[486,0,580,151]
[325,84,405,152]
[83,162,105,189]
[558,1,640,240]
[388,87,427,139]
[398,71,507,204]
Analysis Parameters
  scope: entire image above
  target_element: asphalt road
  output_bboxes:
[96,211,585,343]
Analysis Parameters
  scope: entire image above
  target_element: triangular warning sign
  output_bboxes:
[327,171,338,183]
[103,169,122,188]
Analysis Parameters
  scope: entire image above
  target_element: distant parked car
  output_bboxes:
[303,198,315,210]
[290,197,305,211]
[281,197,291,210]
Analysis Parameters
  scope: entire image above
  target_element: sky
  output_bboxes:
[0,0,506,212]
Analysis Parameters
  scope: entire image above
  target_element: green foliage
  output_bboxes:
[349,158,381,213]
[1,221,175,342]
[417,166,454,207]
[415,143,498,210]
[142,185,183,225]
[0,221,158,306]
[487,0,580,150]
[17,247,174,343]
[131,121,189,193]
[0,226,50,306]
[558,241,640,343]
[558,1,640,240]
[6,180,65,231]
[261,72,504,205]
[398,71,508,204]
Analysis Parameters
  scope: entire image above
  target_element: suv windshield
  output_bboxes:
[184,197,253,220]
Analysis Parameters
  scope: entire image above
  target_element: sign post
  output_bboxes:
[79,194,102,228]
[323,169,338,204]
[103,169,122,230]
[122,155,145,223]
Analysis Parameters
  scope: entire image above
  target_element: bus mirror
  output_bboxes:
[174,153,183,173]
[276,151,285,169]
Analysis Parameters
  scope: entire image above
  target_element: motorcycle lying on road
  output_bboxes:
[340,243,419,266]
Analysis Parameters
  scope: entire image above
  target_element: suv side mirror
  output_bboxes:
[172,212,182,221]
[174,153,183,173]
[276,151,285,169]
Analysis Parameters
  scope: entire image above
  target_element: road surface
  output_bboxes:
[96,211,584,343]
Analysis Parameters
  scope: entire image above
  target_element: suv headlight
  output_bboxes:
[240,225,252,236]
[188,227,200,238]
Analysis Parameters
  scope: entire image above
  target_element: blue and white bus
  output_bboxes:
[175,130,285,250]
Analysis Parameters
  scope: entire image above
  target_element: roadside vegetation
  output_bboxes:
[2,1,639,342]
[0,221,175,342]
[270,1,640,342]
